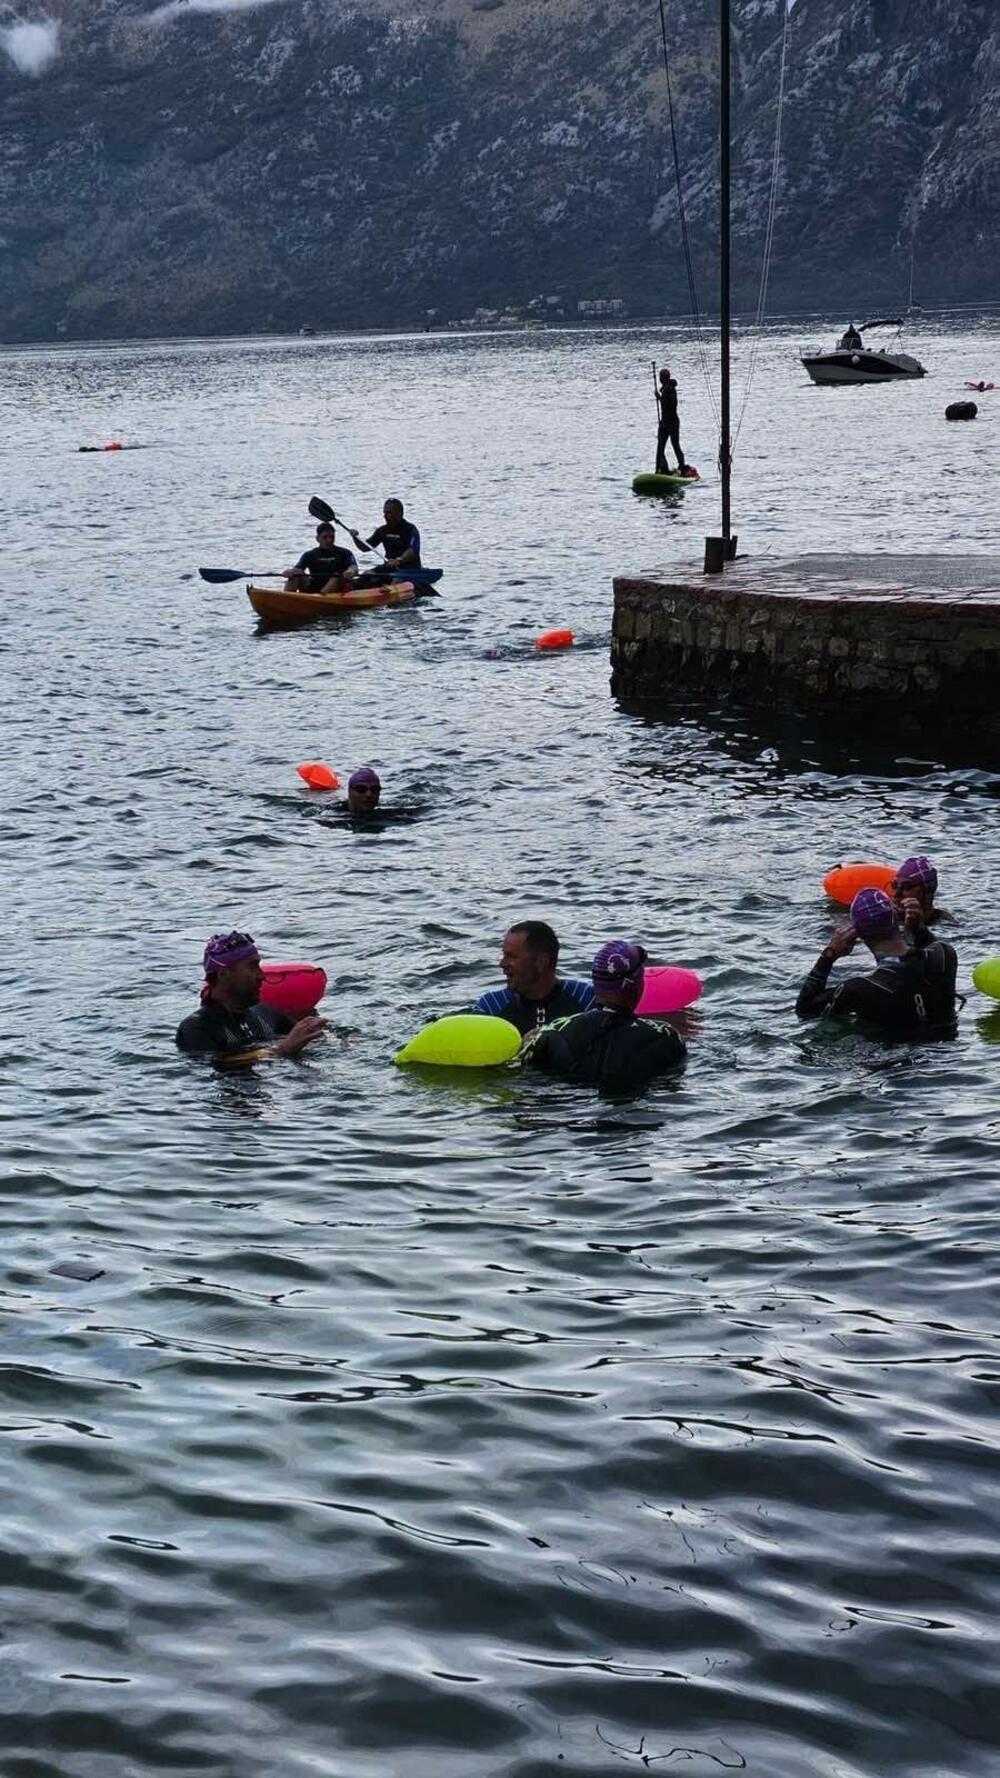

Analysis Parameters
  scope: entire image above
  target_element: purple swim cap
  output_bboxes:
[850,889,898,940]
[592,939,647,985]
[896,855,938,893]
[348,766,381,791]
[203,930,259,975]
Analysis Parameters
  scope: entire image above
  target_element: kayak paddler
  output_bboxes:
[284,521,358,593]
[353,498,422,570]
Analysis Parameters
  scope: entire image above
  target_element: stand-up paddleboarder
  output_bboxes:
[653,363,687,475]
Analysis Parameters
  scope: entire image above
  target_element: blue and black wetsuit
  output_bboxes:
[521,1006,686,1095]
[474,977,595,1038]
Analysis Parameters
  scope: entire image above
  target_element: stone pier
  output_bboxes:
[610,554,1000,734]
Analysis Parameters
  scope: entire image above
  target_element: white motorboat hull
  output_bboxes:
[801,349,926,385]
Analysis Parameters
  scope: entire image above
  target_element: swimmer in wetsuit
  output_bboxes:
[474,920,595,1037]
[796,888,958,1038]
[176,930,325,1064]
[520,939,686,1094]
[323,765,421,824]
[891,854,948,926]
[340,766,382,814]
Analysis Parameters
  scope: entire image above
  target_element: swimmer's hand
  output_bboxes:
[899,894,925,929]
[274,1014,325,1056]
[824,925,857,960]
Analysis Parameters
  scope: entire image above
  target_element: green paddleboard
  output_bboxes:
[632,471,700,495]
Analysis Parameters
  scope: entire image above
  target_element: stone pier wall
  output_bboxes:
[610,555,1000,730]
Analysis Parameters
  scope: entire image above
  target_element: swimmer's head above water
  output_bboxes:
[202,929,263,1008]
[849,889,906,957]
[893,855,938,920]
[591,939,647,1010]
[347,766,381,813]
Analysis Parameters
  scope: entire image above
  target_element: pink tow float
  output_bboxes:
[260,962,328,1018]
[637,965,702,1015]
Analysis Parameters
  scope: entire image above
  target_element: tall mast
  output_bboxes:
[719,0,732,547]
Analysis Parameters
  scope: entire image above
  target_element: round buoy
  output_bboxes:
[972,958,1000,999]
[535,628,574,651]
[945,400,977,421]
[296,761,339,790]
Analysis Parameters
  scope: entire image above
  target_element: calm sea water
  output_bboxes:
[2,320,1000,1777]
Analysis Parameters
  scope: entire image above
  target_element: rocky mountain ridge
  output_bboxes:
[0,0,996,340]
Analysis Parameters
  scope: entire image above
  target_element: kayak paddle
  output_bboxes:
[198,564,443,590]
[199,567,285,583]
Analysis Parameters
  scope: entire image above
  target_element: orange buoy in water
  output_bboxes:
[260,961,328,1018]
[822,862,896,905]
[536,628,574,651]
[296,761,339,790]
[105,442,124,451]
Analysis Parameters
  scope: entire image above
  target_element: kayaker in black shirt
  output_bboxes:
[176,930,325,1064]
[473,919,595,1036]
[285,521,358,593]
[356,498,422,569]
[521,940,687,1095]
[796,888,958,1038]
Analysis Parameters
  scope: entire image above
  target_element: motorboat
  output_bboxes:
[800,318,926,385]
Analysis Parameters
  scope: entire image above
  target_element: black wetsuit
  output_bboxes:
[366,520,421,567]
[474,977,595,1037]
[176,999,294,1059]
[796,937,958,1037]
[523,1005,687,1094]
[655,377,686,474]
[295,544,357,590]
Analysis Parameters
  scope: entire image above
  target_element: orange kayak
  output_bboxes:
[247,581,417,622]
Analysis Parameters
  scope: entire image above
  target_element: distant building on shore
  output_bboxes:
[577,298,628,317]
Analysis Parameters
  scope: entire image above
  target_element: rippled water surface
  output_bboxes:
[2,321,1000,1776]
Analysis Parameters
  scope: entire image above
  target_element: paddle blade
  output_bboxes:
[199,567,247,583]
[308,495,336,523]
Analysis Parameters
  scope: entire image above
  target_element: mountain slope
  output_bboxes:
[0,0,996,339]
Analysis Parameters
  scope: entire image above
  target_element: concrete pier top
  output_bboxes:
[610,552,1000,730]
[620,553,1000,607]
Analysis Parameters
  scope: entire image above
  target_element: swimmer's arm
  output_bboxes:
[216,1016,326,1067]
[900,895,932,948]
[516,1027,548,1068]
[796,927,856,1017]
